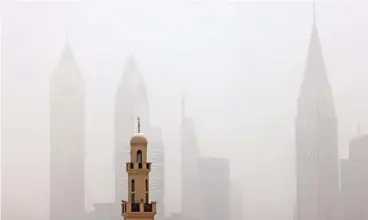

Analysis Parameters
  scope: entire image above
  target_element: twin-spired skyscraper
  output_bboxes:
[295,8,340,220]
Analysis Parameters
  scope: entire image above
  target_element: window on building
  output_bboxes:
[132,179,135,192]
[146,193,149,203]
[137,150,142,162]
[131,193,135,203]
[145,179,148,191]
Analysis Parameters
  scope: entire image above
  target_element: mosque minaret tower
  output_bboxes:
[121,117,157,220]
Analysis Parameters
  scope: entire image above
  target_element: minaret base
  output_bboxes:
[123,215,156,220]
[122,201,157,220]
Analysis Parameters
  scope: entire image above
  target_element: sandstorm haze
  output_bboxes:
[1,0,368,220]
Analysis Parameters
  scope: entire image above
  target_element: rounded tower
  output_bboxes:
[122,117,157,220]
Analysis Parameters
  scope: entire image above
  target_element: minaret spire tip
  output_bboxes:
[137,116,141,133]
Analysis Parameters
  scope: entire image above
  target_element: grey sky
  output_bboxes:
[1,1,368,220]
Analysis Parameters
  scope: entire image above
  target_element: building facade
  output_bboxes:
[231,181,243,220]
[49,42,86,220]
[198,157,231,220]
[181,97,200,220]
[295,10,340,220]
[341,134,368,220]
[149,127,165,219]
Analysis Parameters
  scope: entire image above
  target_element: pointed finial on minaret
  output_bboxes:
[137,117,141,133]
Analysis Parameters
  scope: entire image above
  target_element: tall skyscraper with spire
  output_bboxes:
[115,56,165,219]
[49,41,85,220]
[115,56,150,205]
[180,97,200,220]
[295,4,339,220]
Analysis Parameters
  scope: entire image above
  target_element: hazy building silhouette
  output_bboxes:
[115,56,165,218]
[295,7,340,220]
[149,127,165,219]
[86,203,116,220]
[198,157,230,220]
[49,41,85,220]
[180,97,200,220]
[231,181,243,220]
[115,56,150,205]
[163,212,185,220]
[341,134,368,220]
[121,119,157,219]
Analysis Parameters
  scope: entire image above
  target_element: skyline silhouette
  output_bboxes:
[1,1,368,220]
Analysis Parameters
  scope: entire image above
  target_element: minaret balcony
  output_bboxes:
[126,162,151,172]
[121,200,157,216]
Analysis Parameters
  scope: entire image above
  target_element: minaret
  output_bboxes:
[121,117,157,220]
[50,39,85,220]
[295,2,339,220]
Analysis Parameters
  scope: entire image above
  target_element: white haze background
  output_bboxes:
[1,0,368,220]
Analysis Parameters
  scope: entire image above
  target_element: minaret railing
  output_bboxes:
[126,162,151,171]
[122,201,156,213]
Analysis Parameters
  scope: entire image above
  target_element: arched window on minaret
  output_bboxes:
[131,179,135,191]
[145,179,148,191]
[137,150,142,162]
[146,193,149,203]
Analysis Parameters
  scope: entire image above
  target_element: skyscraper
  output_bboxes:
[341,134,368,220]
[198,157,231,220]
[49,41,85,220]
[149,127,165,219]
[115,56,164,218]
[180,97,200,220]
[115,56,150,206]
[231,181,243,220]
[295,6,339,220]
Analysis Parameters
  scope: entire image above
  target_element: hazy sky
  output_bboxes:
[1,1,368,220]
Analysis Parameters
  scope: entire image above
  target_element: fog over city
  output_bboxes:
[1,1,368,220]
